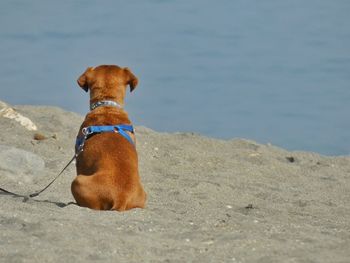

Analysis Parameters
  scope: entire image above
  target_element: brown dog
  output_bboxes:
[71,65,146,211]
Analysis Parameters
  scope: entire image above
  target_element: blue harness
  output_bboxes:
[75,124,134,154]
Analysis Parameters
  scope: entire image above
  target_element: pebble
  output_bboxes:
[33,133,47,140]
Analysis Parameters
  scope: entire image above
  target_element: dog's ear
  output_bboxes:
[77,67,94,92]
[124,67,138,92]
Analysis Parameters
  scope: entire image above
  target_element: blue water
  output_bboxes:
[0,1,349,156]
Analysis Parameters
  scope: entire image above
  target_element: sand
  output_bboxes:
[0,101,349,263]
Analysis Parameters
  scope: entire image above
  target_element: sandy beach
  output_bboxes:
[0,101,349,263]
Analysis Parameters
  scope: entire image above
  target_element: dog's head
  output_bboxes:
[77,65,138,105]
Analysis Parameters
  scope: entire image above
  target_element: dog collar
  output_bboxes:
[90,100,122,111]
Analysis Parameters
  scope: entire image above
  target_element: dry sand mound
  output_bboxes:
[0,101,349,263]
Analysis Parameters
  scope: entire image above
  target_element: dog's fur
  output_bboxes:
[71,65,146,211]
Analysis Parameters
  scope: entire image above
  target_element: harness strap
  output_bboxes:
[76,124,134,153]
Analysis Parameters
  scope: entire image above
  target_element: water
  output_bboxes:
[0,0,349,156]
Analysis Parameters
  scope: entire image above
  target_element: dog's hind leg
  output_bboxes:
[114,187,146,211]
[111,193,130,211]
[129,187,147,209]
[71,174,113,210]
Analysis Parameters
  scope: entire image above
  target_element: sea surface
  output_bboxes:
[0,1,349,156]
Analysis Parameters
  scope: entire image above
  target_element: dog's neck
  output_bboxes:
[90,100,122,111]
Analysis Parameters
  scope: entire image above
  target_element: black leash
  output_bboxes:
[0,154,77,199]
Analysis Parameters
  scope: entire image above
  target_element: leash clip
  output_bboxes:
[77,134,88,154]
[82,127,89,135]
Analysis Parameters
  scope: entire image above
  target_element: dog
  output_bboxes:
[71,65,146,211]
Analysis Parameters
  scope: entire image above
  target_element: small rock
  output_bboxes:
[286,156,295,163]
[245,204,254,209]
[202,239,214,245]
[33,133,47,140]
[0,103,37,131]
